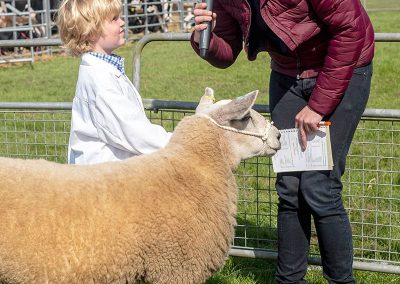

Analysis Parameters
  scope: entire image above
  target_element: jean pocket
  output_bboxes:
[302,77,317,98]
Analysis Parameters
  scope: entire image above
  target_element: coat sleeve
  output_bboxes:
[308,0,368,115]
[190,0,243,69]
[91,78,172,155]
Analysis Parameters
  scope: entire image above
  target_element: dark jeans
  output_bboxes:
[269,64,373,284]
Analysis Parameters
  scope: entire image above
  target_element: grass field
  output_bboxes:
[0,12,399,107]
[363,0,400,10]
[0,5,399,284]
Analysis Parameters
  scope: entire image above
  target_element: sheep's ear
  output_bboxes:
[200,87,215,105]
[195,87,215,114]
[211,90,258,122]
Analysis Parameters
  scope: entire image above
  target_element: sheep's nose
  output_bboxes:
[277,132,281,140]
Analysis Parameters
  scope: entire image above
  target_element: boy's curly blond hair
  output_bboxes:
[56,0,122,56]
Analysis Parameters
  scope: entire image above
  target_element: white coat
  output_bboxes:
[68,53,172,165]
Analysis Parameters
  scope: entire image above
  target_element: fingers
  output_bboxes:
[194,2,213,24]
[295,118,317,151]
[194,15,213,25]
[296,120,320,151]
[303,122,319,134]
[299,128,307,151]
[295,121,307,151]
[295,106,324,151]
[193,23,209,32]
[194,2,209,11]
[193,2,216,43]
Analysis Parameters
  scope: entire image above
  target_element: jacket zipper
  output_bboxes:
[296,53,301,80]
[244,1,302,79]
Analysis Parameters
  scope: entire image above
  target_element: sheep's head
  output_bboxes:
[195,87,281,161]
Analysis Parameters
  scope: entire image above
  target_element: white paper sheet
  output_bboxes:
[272,126,333,173]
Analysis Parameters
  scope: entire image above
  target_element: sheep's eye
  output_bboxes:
[241,115,251,121]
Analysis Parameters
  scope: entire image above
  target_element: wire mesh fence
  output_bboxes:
[0,0,59,63]
[0,109,70,162]
[0,102,399,273]
[0,0,197,63]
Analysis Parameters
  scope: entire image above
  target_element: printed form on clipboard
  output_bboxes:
[272,126,333,173]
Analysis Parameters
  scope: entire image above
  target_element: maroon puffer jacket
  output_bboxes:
[191,0,375,116]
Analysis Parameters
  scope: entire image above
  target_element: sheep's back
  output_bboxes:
[123,151,239,283]
[0,127,240,283]
[0,157,145,282]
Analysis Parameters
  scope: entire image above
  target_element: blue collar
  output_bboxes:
[88,52,125,75]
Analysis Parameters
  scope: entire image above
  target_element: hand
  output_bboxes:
[193,2,217,43]
[295,106,323,151]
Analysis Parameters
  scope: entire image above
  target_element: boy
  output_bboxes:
[56,0,172,165]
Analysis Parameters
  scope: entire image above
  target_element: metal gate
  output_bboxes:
[0,32,399,273]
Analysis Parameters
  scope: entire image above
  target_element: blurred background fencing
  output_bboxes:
[1,0,399,64]
[0,102,399,273]
[0,0,198,63]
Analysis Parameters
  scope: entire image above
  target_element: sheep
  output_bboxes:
[0,88,281,284]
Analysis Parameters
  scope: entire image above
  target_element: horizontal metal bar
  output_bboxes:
[5,3,23,15]
[229,247,400,274]
[0,26,32,32]
[0,58,33,64]
[0,38,62,47]
[368,8,400,12]
[363,108,400,118]
[0,101,398,119]
[131,33,400,91]
[0,102,72,109]
[0,32,398,50]
[375,33,400,42]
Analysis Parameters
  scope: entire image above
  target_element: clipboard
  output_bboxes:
[272,126,333,173]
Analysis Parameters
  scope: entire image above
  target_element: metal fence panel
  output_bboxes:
[0,101,398,274]
[0,109,70,162]
[0,0,197,63]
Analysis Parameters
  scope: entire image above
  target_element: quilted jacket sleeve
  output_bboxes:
[308,0,369,115]
[190,0,243,69]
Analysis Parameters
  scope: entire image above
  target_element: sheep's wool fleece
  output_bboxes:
[0,116,238,284]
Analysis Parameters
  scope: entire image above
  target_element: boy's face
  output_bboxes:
[93,15,125,54]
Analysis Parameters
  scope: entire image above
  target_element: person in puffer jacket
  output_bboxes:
[191,0,374,283]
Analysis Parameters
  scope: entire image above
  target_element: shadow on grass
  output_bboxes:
[206,256,277,284]
[205,213,279,284]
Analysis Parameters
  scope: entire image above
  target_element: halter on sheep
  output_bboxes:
[0,88,280,284]
[198,113,275,142]
[195,87,279,159]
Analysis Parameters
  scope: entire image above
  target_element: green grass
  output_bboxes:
[363,0,400,10]
[1,12,400,108]
[0,6,399,284]
[207,257,400,284]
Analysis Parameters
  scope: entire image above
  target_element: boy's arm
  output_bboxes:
[91,87,172,155]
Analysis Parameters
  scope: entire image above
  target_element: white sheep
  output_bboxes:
[0,88,280,284]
